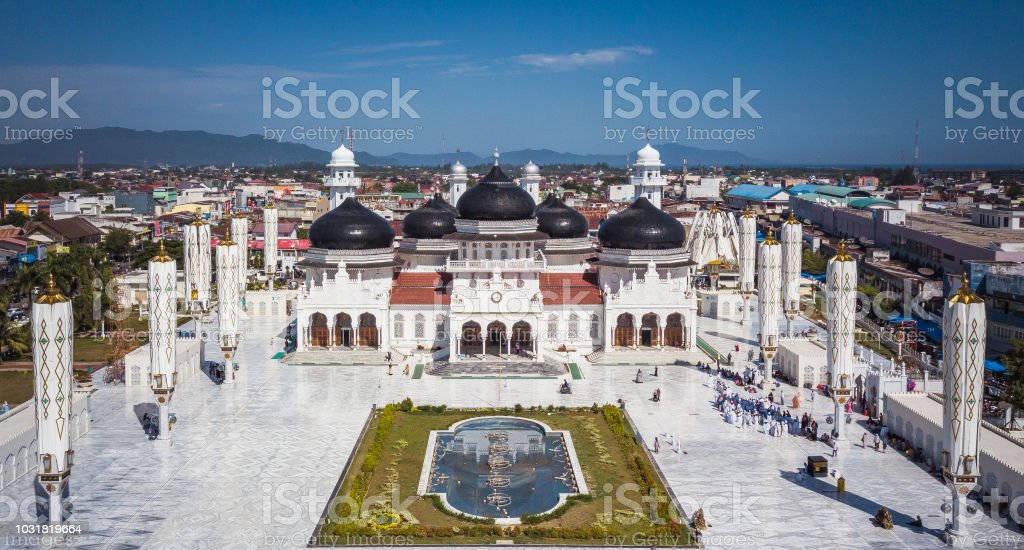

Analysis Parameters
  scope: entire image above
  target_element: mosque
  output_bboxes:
[292,144,699,361]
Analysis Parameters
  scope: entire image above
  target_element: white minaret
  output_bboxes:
[148,242,177,440]
[630,143,666,209]
[325,143,359,208]
[826,241,856,441]
[263,198,278,288]
[231,213,249,293]
[183,213,211,312]
[32,275,74,523]
[781,212,803,337]
[217,227,241,384]
[520,161,541,204]
[737,207,757,325]
[449,160,468,207]
[941,273,986,547]
[757,228,781,386]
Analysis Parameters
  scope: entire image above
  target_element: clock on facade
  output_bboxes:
[490,292,502,303]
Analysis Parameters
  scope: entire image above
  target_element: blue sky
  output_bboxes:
[2,0,1024,164]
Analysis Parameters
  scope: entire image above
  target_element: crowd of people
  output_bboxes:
[712,377,812,437]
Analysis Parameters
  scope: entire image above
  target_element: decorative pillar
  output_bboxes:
[183,212,212,313]
[32,275,74,523]
[738,207,756,326]
[781,212,802,338]
[826,241,856,441]
[148,242,177,440]
[942,273,986,547]
[264,199,278,290]
[217,227,241,384]
[757,227,781,386]
[231,213,249,294]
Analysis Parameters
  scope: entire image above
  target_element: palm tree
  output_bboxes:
[0,314,29,363]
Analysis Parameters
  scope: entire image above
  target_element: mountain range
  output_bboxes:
[0,127,761,168]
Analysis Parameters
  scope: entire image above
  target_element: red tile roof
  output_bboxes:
[540,271,602,305]
[390,271,452,305]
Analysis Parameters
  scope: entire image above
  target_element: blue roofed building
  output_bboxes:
[723,183,791,213]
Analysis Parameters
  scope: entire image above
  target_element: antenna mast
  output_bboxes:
[913,119,920,183]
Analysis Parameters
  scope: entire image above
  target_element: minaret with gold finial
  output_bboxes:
[757,225,782,385]
[941,272,986,547]
[231,211,249,294]
[148,241,177,440]
[263,194,278,290]
[217,224,241,384]
[32,274,74,523]
[183,209,212,313]
[738,206,757,325]
[826,240,856,440]
[781,211,803,337]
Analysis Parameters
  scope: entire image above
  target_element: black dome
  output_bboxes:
[432,192,458,214]
[535,192,558,214]
[598,197,684,250]
[309,197,394,250]
[537,196,589,239]
[402,196,456,239]
[456,165,535,221]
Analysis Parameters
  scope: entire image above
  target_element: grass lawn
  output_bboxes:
[0,370,33,405]
[72,315,191,364]
[318,404,692,547]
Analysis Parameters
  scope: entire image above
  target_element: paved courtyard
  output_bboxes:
[0,312,1020,549]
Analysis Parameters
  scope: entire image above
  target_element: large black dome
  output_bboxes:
[534,192,557,214]
[537,196,589,239]
[402,196,456,239]
[456,165,535,221]
[598,197,685,250]
[432,192,458,214]
[309,197,394,250]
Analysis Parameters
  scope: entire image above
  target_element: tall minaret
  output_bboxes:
[737,207,757,325]
[781,212,803,337]
[217,226,241,384]
[148,242,177,440]
[32,275,74,523]
[183,212,211,312]
[449,160,468,207]
[521,161,541,204]
[826,241,856,441]
[231,212,249,293]
[941,273,986,547]
[630,143,666,209]
[263,196,278,289]
[325,143,360,208]
[757,227,781,385]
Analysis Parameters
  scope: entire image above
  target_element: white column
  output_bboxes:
[758,230,781,386]
[148,244,177,440]
[826,242,856,441]
[32,277,74,524]
[264,202,279,285]
[738,209,756,326]
[781,212,802,338]
[185,217,212,312]
[942,273,986,546]
[231,214,249,294]
[217,232,241,384]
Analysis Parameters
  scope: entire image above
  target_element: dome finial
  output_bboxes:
[951,271,983,304]
[493,147,500,166]
[37,272,68,304]
[833,240,853,261]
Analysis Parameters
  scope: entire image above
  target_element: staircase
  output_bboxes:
[427,359,567,377]
[282,349,388,366]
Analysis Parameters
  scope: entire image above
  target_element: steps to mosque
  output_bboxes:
[426,359,567,378]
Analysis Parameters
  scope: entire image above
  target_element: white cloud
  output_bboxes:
[511,46,653,71]
[335,40,451,55]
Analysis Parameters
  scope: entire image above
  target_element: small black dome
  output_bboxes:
[537,196,589,239]
[402,196,456,239]
[309,197,394,250]
[535,192,558,214]
[432,192,458,214]
[456,165,535,221]
[598,197,684,250]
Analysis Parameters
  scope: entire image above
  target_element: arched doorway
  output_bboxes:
[310,313,329,347]
[358,313,378,349]
[614,313,635,347]
[461,321,482,356]
[641,313,659,347]
[664,313,684,348]
[511,321,532,357]
[486,321,508,356]
[334,313,352,348]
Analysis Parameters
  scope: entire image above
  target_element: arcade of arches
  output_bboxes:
[613,312,687,348]
[456,320,535,357]
[307,312,380,349]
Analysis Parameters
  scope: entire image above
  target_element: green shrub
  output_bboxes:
[514,403,523,413]
[398,397,414,412]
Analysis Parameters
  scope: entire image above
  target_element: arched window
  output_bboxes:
[547,314,558,340]
[590,314,600,339]
[414,313,425,338]
[568,314,579,340]
[393,314,404,339]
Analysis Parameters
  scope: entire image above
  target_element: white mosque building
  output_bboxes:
[291,145,698,361]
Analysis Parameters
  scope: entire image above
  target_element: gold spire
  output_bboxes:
[762,227,779,245]
[233,211,246,219]
[741,205,755,218]
[190,208,204,226]
[709,202,720,214]
[36,273,68,304]
[950,271,984,304]
[220,223,235,246]
[785,211,800,225]
[832,240,854,262]
[152,240,174,262]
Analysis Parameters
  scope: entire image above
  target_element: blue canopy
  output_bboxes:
[985,360,1006,373]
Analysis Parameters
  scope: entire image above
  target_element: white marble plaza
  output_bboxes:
[0,312,1020,549]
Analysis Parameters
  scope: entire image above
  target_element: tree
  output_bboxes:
[0,314,30,362]
[133,239,184,268]
[802,248,828,275]
[102,228,135,260]
[891,166,917,187]
[1000,339,1024,414]
[1,210,28,227]
[32,210,50,222]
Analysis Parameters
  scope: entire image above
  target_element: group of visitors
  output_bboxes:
[713,378,802,437]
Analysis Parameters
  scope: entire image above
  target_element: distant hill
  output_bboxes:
[0,127,762,168]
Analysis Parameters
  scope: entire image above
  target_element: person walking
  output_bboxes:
[654,436,660,453]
